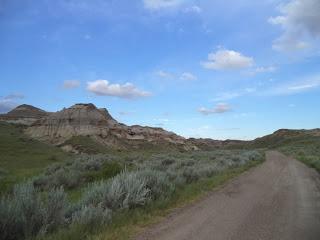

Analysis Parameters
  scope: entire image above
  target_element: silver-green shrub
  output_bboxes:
[0,183,69,240]
[0,196,22,240]
[71,204,111,230]
[136,170,175,200]
[44,187,68,232]
[13,182,46,238]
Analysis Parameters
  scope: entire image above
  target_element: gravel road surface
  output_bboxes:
[136,151,320,240]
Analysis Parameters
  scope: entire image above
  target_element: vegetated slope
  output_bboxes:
[275,130,320,172]
[25,103,197,152]
[0,122,71,193]
[249,128,320,172]
[252,128,320,148]
[187,138,248,150]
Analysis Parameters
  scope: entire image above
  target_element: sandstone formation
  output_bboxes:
[25,103,196,151]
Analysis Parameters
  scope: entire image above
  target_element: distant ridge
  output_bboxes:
[251,128,320,148]
[1,103,319,152]
[0,104,48,125]
[24,103,197,151]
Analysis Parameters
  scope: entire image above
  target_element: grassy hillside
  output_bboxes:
[252,129,320,148]
[0,122,72,193]
[62,136,112,154]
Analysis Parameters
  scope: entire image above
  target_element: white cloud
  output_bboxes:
[247,66,277,76]
[202,49,254,70]
[267,74,320,95]
[63,80,81,89]
[253,66,277,74]
[143,0,183,10]
[155,70,173,78]
[184,5,202,14]
[288,83,317,91]
[0,101,17,113]
[87,80,151,99]
[198,103,232,115]
[212,88,256,102]
[0,93,24,113]
[2,93,24,100]
[180,72,197,81]
[212,92,242,102]
[272,37,309,52]
[153,118,169,122]
[269,0,320,52]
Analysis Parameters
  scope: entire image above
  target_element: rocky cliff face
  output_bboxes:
[0,104,49,125]
[25,103,196,151]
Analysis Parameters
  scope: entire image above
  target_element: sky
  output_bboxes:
[0,0,319,140]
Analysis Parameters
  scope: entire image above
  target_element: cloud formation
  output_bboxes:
[253,66,277,74]
[198,103,232,115]
[143,0,183,10]
[265,74,320,96]
[180,72,197,81]
[183,5,202,14]
[63,80,80,89]
[87,80,151,99]
[0,93,24,113]
[202,49,254,70]
[156,70,173,78]
[269,0,320,52]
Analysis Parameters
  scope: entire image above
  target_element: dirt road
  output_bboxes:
[136,151,320,240]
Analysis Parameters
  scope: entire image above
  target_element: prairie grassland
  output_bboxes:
[0,148,264,240]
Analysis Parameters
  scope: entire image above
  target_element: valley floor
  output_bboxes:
[136,151,320,240]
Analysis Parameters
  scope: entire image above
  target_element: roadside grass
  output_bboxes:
[42,159,263,240]
[0,122,72,193]
[278,136,320,172]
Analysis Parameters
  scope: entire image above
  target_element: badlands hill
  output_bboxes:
[22,103,196,151]
[0,104,49,125]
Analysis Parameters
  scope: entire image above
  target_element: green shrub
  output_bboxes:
[0,183,69,240]
[0,196,22,240]
[136,170,175,200]
[44,187,68,232]
[71,205,111,230]
[13,182,46,238]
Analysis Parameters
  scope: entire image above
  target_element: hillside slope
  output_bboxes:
[0,122,71,192]
[252,128,320,148]
[0,104,49,125]
[25,103,197,151]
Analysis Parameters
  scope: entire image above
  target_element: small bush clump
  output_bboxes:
[0,183,69,240]
[33,155,122,190]
[71,205,112,230]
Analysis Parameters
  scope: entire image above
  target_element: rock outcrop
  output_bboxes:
[0,104,49,125]
[25,103,196,151]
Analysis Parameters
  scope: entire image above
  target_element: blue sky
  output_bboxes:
[0,0,319,140]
